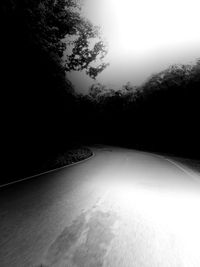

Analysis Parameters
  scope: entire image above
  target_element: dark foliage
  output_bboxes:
[78,62,200,159]
[1,0,105,182]
[65,19,109,79]
[1,0,69,181]
[1,0,200,184]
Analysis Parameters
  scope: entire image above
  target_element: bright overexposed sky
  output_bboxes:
[67,0,200,94]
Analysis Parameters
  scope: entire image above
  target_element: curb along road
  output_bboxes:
[0,152,95,189]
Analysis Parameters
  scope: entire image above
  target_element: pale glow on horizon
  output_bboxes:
[68,0,200,93]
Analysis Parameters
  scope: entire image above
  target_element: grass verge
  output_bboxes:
[43,146,93,170]
[0,147,93,187]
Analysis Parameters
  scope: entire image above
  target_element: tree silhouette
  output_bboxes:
[65,18,109,79]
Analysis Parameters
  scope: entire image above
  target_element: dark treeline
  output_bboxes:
[1,0,79,180]
[1,0,107,182]
[77,62,200,159]
[1,0,200,182]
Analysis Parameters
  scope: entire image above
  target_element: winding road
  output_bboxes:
[1,146,200,267]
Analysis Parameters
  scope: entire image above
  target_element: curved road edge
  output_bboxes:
[150,152,200,184]
[0,151,95,189]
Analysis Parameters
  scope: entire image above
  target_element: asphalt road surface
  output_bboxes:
[1,146,200,267]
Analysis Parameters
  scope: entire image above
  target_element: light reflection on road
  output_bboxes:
[1,147,200,267]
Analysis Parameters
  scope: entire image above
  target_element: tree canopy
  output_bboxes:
[1,0,108,78]
[64,7,109,79]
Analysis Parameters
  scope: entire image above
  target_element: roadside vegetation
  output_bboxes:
[1,0,106,184]
[77,61,200,159]
[0,147,93,186]
[43,146,93,170]
[2,0,200,185]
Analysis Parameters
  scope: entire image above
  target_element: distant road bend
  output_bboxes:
[1,146,200,267]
